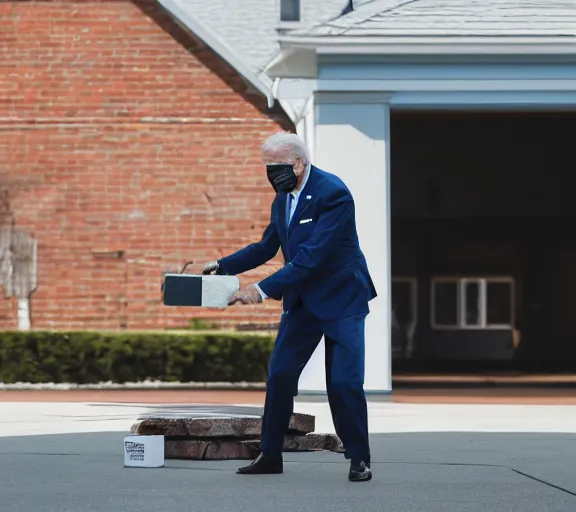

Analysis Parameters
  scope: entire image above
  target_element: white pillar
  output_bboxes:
[298,95,392,394]
[17,298,31,331]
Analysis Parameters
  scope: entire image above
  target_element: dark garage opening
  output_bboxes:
[390,111,576,373]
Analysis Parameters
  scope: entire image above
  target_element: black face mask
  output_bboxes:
[266,164,298,193]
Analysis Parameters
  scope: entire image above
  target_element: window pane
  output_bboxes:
[486,282,512,325]
[463,281,481,326]
[433,281,457,325]
[281,0,300,21]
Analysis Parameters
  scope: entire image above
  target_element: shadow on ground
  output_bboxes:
[0,430,574,512]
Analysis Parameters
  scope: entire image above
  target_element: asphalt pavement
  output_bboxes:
[0,402,575,512]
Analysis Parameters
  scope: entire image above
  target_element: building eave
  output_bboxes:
[158,0,275,108]
[267,35,576,79]
[279,34,576,50]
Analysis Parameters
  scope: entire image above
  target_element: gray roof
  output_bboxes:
[166,0,355,88]
[160,0,576,102]
[288,0,576,37]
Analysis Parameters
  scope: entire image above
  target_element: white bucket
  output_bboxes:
[124,435,165,468]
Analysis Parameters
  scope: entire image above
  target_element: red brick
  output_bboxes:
[0,0,292,330]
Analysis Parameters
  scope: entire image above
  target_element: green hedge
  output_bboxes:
[0,331,275,384]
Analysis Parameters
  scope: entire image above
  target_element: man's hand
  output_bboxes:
[202,261,219,275]
[228,285,263,306]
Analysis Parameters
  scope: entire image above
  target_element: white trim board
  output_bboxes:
[279,37,576,56]
[390,91,576,109]
[318,63,576,81]
[278,85,576,110]
[275,73,576,104]
[269,40,576,83]
[316,79,576,92]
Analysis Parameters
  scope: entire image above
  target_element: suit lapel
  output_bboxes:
[288,167,316,238]
[278,192,289,242]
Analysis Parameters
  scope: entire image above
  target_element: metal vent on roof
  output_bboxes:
[280,0,300,22]
[340,0,355,16]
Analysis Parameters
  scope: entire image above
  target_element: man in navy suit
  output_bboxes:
[202,133,377,482]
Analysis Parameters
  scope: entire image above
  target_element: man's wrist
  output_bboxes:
[254,283,267,300]
[215,259,226,275]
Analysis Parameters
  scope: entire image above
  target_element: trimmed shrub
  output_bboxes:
[0,331,275,384]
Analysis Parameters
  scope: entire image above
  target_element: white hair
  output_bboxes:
[261,132,309,163]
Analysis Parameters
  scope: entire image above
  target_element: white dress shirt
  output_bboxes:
[255,163,311,300]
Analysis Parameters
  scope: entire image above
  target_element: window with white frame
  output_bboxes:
[280,0,300,22]
[431,277,514,329]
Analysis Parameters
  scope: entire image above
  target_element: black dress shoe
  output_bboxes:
[348,460,372,482]
[236,453,283,475]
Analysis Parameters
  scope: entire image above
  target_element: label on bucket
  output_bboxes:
[125,441,145,461]
[123,435,164,468]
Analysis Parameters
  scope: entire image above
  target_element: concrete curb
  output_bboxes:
[0,381,267,391]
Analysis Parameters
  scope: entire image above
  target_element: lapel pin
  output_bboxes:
[306,195,312,200]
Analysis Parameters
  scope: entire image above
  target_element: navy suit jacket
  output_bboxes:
[218,166,377,321]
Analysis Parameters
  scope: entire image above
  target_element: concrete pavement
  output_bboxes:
[3,400,576,436]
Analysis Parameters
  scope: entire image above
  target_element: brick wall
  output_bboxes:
[0,0,293,330]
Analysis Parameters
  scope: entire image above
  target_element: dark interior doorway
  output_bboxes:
[390,111,576,372]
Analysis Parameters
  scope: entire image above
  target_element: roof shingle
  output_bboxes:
[289,0,576,37]
[168,0,352,85]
